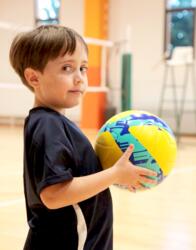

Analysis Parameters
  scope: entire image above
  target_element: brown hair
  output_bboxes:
[9,25,88,91]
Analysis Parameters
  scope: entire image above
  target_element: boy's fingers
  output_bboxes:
[122,146,157,178]
[140,176,157,185]
[138,167,157,177]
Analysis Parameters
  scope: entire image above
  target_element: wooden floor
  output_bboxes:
[0,125,196,250]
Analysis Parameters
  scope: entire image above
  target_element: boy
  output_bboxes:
[9,25,157,250]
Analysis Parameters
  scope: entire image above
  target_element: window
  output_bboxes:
[35,0,61,26]
[164,0,196,58]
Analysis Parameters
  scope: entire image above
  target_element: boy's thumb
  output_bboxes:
[122,144,134,160]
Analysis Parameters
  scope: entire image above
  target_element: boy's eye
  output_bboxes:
[62,65,72,72]
[80,66,88,73]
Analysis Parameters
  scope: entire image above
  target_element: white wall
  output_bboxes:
[60,0,84,34]
[109,0,165,110]
[0,0,34,84]
[108,0,196,134]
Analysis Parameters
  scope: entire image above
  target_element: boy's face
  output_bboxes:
[33,40,88,113]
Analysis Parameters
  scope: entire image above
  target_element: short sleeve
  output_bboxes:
[28,115,74,194]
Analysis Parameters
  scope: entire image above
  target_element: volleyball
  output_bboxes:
[95,110,177,189]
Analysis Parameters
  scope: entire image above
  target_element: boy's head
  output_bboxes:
[9,25,88,92]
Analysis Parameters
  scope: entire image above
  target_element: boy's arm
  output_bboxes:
[41,166,119,209]
[40,145,157,209]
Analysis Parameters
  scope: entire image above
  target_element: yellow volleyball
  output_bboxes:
[95,110,177,189]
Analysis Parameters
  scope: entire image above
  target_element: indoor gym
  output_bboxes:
[0,1,196,250]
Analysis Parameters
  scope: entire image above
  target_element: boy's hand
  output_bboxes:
[113,144,157,192]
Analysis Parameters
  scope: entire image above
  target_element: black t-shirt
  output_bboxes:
[23,107,113,250]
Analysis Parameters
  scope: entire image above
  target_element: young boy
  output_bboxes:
[9,25,157,250]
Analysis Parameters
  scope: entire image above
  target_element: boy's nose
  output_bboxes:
[74,71,83,85]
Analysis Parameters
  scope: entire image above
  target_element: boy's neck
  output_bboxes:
[33,99,66,115]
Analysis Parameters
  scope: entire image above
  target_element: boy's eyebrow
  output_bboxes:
[59,59,88,64]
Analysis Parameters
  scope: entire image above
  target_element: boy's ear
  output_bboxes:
[24,68,40,89]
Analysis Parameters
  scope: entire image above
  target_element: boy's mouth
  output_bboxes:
[69,90,83,94]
